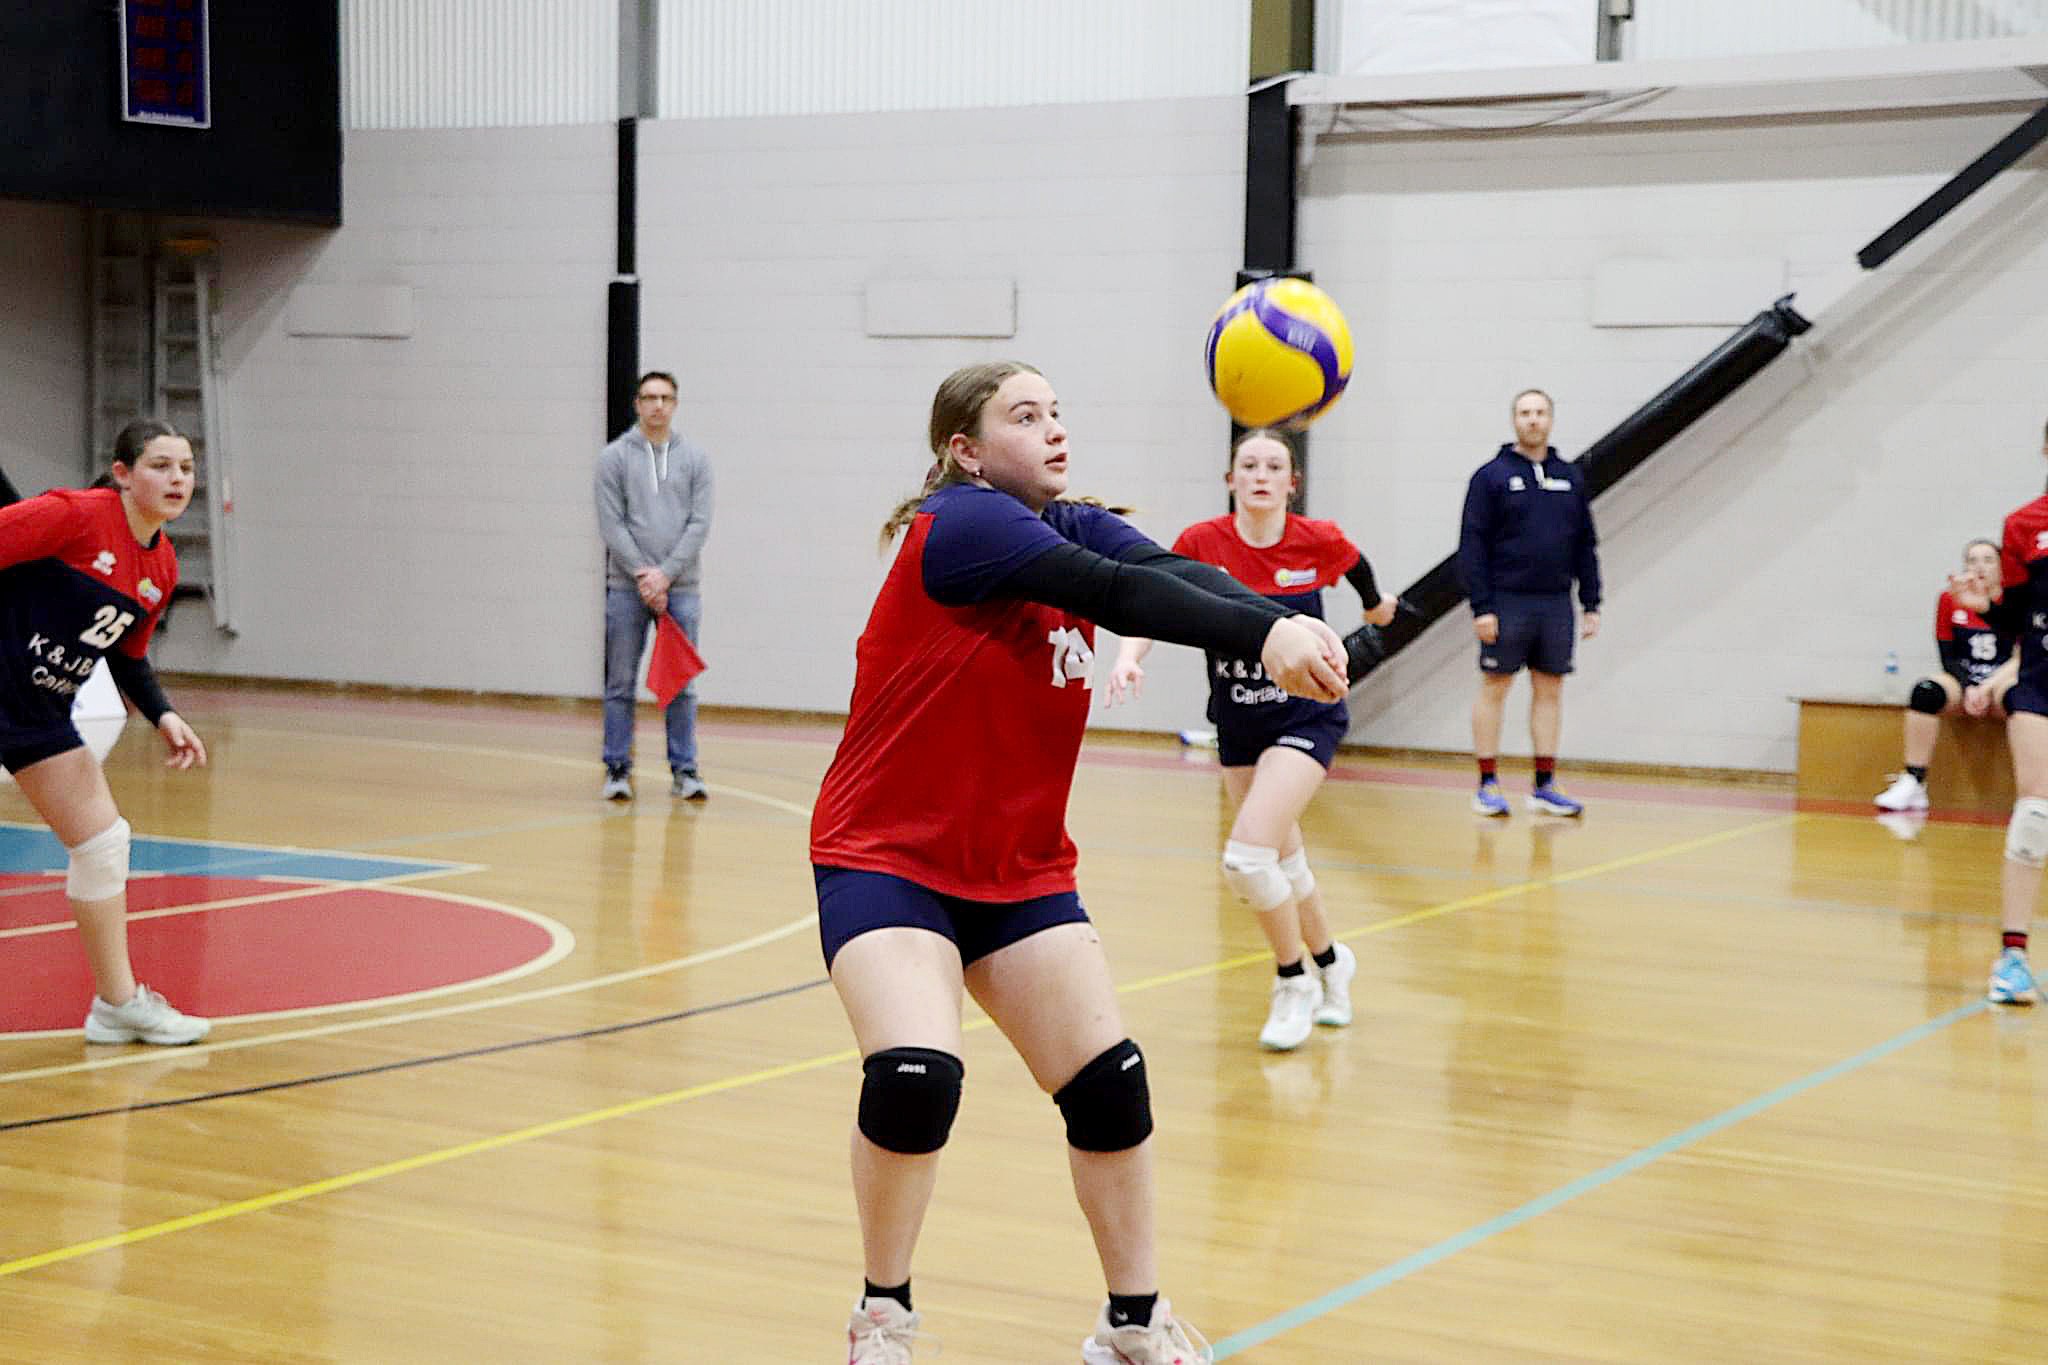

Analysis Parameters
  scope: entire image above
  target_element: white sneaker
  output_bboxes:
[1874,773,1928,811]
[847,1297,927,1365]
[1257,972,1321,1051]
[1081,1298,1212,1365]
[1313,942,1356,1028]
[83,984,210,1045]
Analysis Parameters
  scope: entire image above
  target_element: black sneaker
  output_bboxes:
[601,765,633,801]
[670,770,707,801]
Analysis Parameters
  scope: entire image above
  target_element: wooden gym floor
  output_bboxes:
[1,683,2044,1363]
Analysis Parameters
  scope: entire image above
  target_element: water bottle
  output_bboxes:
[1884,650,1899,697]
[1176,728,1218,749]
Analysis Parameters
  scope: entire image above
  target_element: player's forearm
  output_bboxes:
[104,651,170,726]
[1000,543,1283,659]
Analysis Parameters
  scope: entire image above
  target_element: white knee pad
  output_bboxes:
[1222,840,1291,911]
[1278,849,1315,902]
[2006,798,2048,868]
[66,817,131,902]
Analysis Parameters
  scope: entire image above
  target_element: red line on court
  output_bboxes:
[0,876,312,931]
[2,878,555,1033]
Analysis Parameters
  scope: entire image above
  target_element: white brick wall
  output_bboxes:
[0,202,86,500]
[634,97,1251,733]
[149,125,615,692]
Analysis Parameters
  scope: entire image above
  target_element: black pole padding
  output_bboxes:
[1577,295,1810,499]
[1240,81,1305,511]
[606,278,640,442]
[0,465,19,508]
[608,115,641,442]
[616,116,638,275]
[1243,83,1297,277]
[1348,296,1812,686]
[1858,100,2048,271]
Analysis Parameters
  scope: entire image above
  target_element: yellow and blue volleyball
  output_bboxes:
[1203,277,1353,429]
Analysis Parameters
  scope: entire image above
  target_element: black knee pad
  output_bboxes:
[857,1047,964,1155]
[1910,678,1948,715]
[1052,1039,1153,1153]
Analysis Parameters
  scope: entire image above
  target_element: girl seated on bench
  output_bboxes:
[1875,538,2017,812]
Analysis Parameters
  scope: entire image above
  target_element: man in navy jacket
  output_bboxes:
[1457,389,1600,817]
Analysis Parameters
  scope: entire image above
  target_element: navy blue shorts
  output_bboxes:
[813,865,1091,970]
[0,723,83,775]
[1479,593,1575,676]
[1216,708,1348,770]
[2006,673,2048,719]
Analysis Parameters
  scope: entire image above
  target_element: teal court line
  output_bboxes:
[1213,999,1994,1359]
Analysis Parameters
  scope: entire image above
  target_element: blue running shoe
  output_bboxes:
[1988,948,2039,1005]
[1472,780,1509,817]
[1526,785,1584,817]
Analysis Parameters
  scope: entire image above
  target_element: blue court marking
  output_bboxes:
[0,825,461,884]
[1212,999,1992,1359]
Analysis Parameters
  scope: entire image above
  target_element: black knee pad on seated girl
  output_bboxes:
[858,1047,964,1155]
[1910,678,1949,714]
[1052,1039,1153,1153]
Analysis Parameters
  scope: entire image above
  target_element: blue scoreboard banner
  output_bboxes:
[120,0,211,128]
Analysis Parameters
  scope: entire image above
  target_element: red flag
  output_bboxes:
[646,614,705,707]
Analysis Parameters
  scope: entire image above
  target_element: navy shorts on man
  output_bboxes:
[1479,591,1575,677]
[814,865,1090,969]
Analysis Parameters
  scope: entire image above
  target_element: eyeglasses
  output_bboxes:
[637,393,677,404]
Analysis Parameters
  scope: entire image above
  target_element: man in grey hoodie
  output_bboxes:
[594,370,714,800]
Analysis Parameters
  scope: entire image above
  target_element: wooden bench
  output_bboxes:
[1795,696,2013,813]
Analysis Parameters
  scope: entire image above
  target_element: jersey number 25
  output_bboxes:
[80,605,135,649]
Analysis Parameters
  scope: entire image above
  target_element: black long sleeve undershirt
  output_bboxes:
[1982,593,2024,634]
[1113,541,1290,618]
[1343,555,1380,605]
[996,541,1287,659]
[103,651,170,727]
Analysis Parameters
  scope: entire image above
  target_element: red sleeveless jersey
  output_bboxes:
[1170,514,1360,733]
[810,488,1144,900]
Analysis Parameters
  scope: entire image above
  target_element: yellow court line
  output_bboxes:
[0,811,1802,1279]
[0,1046,862,1279]
[1116,813,1807,994]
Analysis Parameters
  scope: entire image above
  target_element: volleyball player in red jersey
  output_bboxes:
[812,362,1347,1365]
[1949,423,2048,1004]
[1874,539,2015,813]
[1105,430,1396,1051]
[0,419,209,1044]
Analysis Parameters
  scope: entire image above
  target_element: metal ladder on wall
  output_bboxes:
[87,211,236,633]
